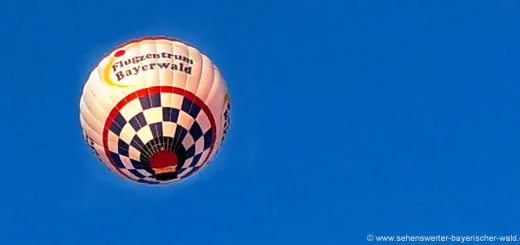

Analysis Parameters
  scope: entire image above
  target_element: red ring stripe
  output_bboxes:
[102,86,217,183]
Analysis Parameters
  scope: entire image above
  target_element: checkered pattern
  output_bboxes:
[83,133,99,158]
[221,99,231,144]
[106,92,214,184]
[84,132,115,173]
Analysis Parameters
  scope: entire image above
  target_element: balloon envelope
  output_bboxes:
[79,37,231,185]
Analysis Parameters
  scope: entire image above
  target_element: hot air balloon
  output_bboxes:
[79,37,231,185]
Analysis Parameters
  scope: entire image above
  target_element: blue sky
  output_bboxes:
[2,0,520,244]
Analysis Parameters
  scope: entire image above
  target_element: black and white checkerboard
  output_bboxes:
[102,88,218,184]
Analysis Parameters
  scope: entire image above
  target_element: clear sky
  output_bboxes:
[2,0,520,244]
